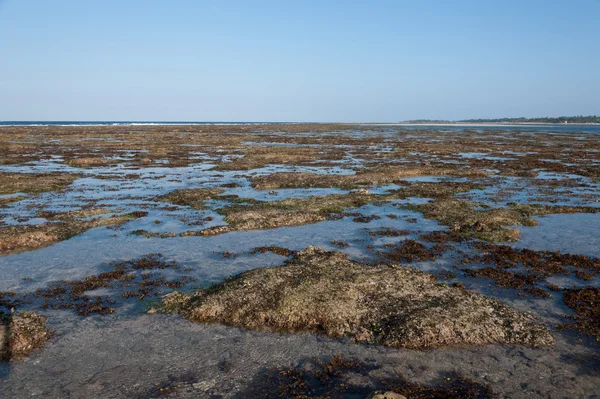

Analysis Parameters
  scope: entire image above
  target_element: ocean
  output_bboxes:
[1,121,600,133]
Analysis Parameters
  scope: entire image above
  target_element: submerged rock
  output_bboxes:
[162,247,554,349]
[0,211,147,256]
[0,311,51,361]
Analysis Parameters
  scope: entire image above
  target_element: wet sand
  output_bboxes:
[0,314,598,398]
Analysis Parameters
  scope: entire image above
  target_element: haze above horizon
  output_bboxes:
[1,0,598,122]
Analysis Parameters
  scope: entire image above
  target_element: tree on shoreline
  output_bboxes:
[404,115,600,124]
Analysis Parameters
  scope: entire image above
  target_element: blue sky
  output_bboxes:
[1,0,599,122]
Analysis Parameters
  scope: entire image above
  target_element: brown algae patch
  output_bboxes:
[0,254,191,317]
[241,355,495,399]
[461,243,600,297]
[162,247,553,349]
[0,172,77,195]
[381,239,447,263]
[331,240,350,248]
[468,243,600,275]
[0,311,51,361]
[0,211,148,255]
[155,188,225,210]
[368,228,411,237]
[561,288,600,340]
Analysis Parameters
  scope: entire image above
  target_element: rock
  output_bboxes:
[163,247,554,349]
[0,317,9,361]
[161,291,193,313]
[1,311,51,361]
[368,392,407,399]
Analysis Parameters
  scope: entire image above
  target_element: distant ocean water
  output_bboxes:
[0,121,275,126]
[0,121,599,133]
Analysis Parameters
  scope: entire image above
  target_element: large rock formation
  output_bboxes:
[162,247,553,349]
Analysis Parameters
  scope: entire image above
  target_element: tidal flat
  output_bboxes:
[0,123,599,398]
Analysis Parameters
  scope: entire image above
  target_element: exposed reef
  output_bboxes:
[0,311,51,361]
[162,247,553,349]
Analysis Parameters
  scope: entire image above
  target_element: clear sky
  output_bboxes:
[1,0,599,122]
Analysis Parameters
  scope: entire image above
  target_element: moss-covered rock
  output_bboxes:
[162,247,554,349]
[0,311,51,361]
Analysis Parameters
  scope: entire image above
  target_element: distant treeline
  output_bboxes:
[404,115,600,124]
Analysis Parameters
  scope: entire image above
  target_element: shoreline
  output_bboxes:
[364,122,600,127]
